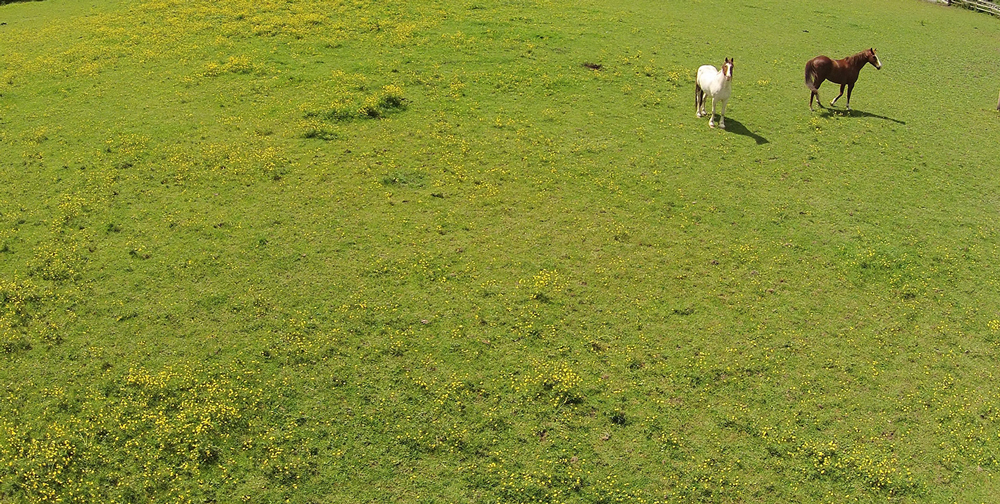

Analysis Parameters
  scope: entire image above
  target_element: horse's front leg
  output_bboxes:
[830,83,846,106]
[718,98,727,129]
[709,98,717,128]
[845,83,854,111]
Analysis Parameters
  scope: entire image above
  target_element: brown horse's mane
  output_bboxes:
[843,50,871,68]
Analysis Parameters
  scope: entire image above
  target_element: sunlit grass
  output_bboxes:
[2,0,1000,502]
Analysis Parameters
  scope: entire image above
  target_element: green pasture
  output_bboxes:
[2,0,1000,502]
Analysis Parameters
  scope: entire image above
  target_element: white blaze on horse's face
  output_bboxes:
[870,48,882,70]
[723,58,733,81]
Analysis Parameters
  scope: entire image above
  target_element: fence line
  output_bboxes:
[950,0,1000,17]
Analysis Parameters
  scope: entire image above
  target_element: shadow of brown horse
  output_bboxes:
[819,108,905,125]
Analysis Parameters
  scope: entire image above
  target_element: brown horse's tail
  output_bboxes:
[695,81,703,108]
[804,62,819,91]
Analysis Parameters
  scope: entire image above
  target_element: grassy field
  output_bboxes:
[3,0,1000,502]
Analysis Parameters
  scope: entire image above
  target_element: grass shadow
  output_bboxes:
[820,108,906,124]
[722,118,769,145]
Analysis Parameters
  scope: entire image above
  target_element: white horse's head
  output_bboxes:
[722,58,734,81]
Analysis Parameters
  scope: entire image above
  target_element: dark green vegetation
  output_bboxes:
[3,0,1000,502]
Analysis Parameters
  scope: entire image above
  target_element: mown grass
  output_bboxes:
[2,0,1000,502]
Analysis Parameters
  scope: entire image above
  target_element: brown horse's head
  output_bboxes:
[722,58,734,81]
[866,48,882,70]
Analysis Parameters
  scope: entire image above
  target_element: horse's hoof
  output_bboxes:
[719,124,726,129]
[709,122,715,128]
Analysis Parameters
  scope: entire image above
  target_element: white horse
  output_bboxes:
[695,58,734,129]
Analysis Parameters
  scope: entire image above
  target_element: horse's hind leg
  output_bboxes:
[807,71,824,111]
[810,88,822,111]
[695,84,704,117]
[830,83,846,107]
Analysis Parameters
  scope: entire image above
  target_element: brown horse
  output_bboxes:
[805,48,881,111]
